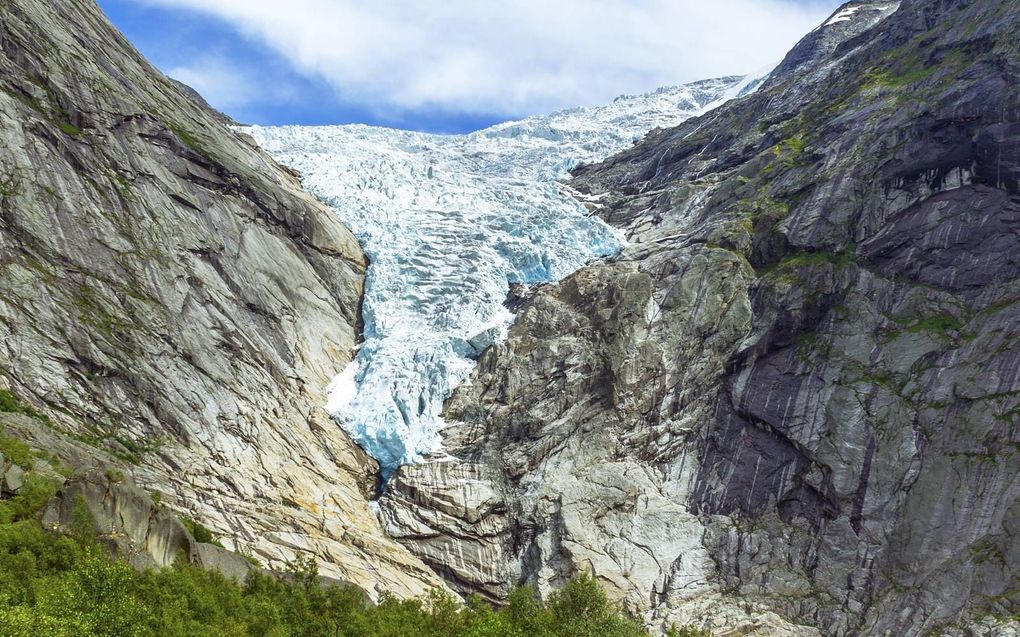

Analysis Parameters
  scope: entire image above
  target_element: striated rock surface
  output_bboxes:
[382,0,1020,635]
[247,76,747,475]
[40,467,247,575]
[0,0,443,597]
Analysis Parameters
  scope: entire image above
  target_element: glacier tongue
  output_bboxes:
[248,76,746,476]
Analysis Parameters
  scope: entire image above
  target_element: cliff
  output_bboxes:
[0,0,442,597]
[381,1,1020,635]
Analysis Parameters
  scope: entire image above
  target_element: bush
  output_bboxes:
[0,475,58,524]
[0,469,672,637]
[179,516,221,547]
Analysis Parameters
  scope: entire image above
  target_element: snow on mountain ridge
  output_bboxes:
[247,75,748,476]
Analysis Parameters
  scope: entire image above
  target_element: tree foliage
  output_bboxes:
[0,479,712,637]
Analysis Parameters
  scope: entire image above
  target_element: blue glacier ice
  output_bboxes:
[247,75,755,476]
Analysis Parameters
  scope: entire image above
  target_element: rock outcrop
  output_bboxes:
[381,0,1020,634]
[0,0,443,597]
[41,468,254,577]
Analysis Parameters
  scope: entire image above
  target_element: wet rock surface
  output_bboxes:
[383,0,1020,634]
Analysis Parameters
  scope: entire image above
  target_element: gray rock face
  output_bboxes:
[41,467,262,583]
[42,468,194,570]
[2,462,25,495]
[193,542,256,582]
[379,461,512,601]
[381,0,1020,634]
[0,0,443,598]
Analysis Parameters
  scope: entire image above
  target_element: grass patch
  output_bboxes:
[772,133,809,169]
[884,312,966,342]
[0,390,54,430]
[168,125,204,155]
[756,250,855,278]
[862,66,938,92]
[0,434,34,470]
[56,120,81,138]
[906,313,962,335]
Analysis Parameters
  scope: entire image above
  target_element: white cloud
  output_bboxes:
[140,0,837,117]
[167,57,259,110]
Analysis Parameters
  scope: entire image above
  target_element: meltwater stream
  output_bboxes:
[248,76,751,476]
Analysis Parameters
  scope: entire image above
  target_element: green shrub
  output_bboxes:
[179,516,222,547]
[0,467,667,637]
[0,475,58,524]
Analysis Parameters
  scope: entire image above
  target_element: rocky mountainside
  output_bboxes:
[2,0,1018,635]
[0,0,444,597]
[245,75,749,477]
[380,0,1020,635]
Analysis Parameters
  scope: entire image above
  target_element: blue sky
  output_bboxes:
[97,0,842,133]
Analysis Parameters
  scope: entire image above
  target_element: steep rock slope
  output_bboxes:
[0,0,442,596]
[248,77,746,477]
[387,0,1020,635]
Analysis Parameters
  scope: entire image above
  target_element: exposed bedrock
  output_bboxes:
[379,1,1020,635]
[0,0,444,597]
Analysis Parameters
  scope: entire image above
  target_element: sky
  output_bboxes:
[96,0,843,133]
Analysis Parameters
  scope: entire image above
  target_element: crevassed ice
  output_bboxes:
[248,76,749,477]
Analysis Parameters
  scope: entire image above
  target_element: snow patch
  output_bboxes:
[826,6,861,25]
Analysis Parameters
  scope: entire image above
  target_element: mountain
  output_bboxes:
[0,0,444,598]
[373,0,1020,635]
[246,76,749,477]
[1,0,1018,635]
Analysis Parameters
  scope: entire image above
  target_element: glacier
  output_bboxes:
[248,75,754,477]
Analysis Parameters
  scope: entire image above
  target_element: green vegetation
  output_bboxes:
[0,171,20,202]
[667,627,712,637]
[0,457,714,636]
[883,311,966,342]
[772,133,808,169]
[0,516,708,637]
[0,389,50,425]
[796,331,818,350]
[72,282,127,339]
[56,120,82,138]
[168,125,205,156]
[756,249,855,279]
[905,313,962,335]
[2,81,82,139]
[0,433,34,470]
[861,66,937,92]
[0,475,57,526]
[111,172,136,202]
[735,192,791,235]
[0,391,23,412]
[179,516,222,548]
